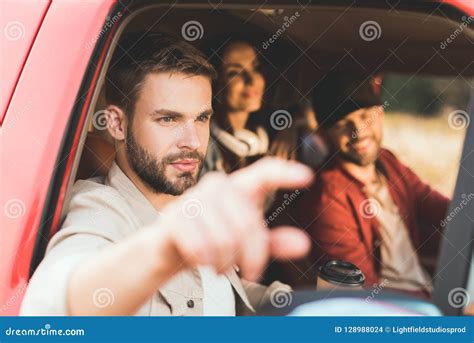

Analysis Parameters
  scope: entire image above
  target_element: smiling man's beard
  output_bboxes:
[339,136,382,167]
[125,127,204,196]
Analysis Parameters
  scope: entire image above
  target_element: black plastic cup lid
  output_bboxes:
[318,260,365,286]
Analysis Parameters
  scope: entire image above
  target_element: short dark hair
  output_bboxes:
[105,31,216,117]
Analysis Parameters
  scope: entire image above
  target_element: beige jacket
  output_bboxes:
[20,162,288,316]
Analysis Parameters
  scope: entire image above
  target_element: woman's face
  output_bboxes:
[217,42,265,113]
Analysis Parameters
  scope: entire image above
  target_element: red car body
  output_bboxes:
[1,0,473,316]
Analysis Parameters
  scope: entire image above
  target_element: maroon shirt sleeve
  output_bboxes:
[298,179,379,286]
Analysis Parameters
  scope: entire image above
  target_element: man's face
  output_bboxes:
[325,106,384,166]
[126,72,212,195]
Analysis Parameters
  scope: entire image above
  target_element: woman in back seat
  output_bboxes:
[202,35,269,173]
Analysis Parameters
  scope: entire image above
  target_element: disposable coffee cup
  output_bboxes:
[317,260,365,291]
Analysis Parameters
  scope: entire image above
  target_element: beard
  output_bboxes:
[125,127,204,196]
[339,136,382,166]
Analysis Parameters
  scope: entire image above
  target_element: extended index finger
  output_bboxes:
[230,157,314,197]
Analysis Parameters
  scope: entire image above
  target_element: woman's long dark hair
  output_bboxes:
[201,33,268,133]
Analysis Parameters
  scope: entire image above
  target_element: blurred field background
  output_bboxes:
[383,112,465,197]
[381,74,471,197]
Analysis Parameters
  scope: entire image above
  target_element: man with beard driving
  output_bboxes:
[20,32,313,316]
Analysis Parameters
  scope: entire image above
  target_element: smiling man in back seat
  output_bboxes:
[20,32,314,316]
[295,70,449,298]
